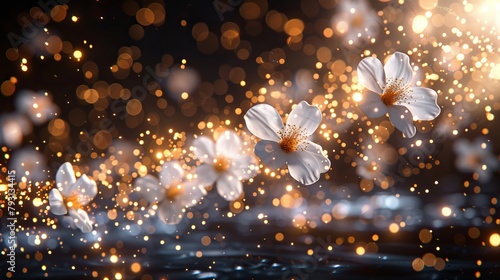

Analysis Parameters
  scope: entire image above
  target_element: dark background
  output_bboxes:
[1,0,499,279]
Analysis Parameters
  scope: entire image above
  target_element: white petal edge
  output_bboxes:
[216,174,243,201]
[192,136,215,162]
[134,174,163,203]
[176,181,207,208]
[56,162,76,196]
[68,208,93,233]
[49,188,67,215]
[244,103,282,141]
[384,51,413,84]
[230,154,259,180]
[159,161,184,186]
[304,141,331,173]
[387,105,416,138]
[286,150,321,185]
[254,140,287,169]
[71,174,97,206]
[357,56,385,94]
[404,87,441,121]
[359,91,388,118]
[157,201,184,224]
[286,101,322,137]
[195,164,219,187]
[216,130,242,157]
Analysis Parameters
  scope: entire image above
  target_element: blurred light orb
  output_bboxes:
[353,92,363,102]
[332,201,350,219]
[490,64,500,80]
[490,233,500,247]
[335,20,349,34]
[418,0,438,10]
[441,206,452,217]
[294,69,314,91]
[412,15,428,34]
[166,67,201,102]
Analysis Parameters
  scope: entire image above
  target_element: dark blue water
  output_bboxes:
[3,190,500,280]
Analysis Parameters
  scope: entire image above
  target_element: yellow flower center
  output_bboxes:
[278,124,307,153]
[165,185,184,201]
[64,195,82,210]
[466,154,481,168]
[351,13,364,28]
[214,156,230,173]
[380,78,411,106]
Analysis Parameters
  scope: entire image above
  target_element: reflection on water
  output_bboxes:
[4,190,500,279]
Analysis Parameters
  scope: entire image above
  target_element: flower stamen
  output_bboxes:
[64,194,82,209]
[214,156,230,173]
[381,78,412,106]
[166,185,184,201]
[278,124,307,153]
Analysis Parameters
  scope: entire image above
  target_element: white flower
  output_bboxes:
[0,113,32,148]
[191,130,258,201]
[49,162,97,233]
[333,0,380,48]
[453,137,499,183]
[16,90,59,125]
[0,90,58,148]
[134,161,206,224]
[9,145,47,183]
[244,101,331,185]
[357,51,441,138]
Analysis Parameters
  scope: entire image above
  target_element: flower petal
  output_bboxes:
[56,162,76,196]
[304,141,331,174]
[216,130,241,157]
[68,208,93,233]
[49,188,67,215]
[244,103,282,141]
[387,105,416,138]
[157,201,183,224]
[192,136,215,162]
[384,51,413,83]
[230,154,259,180]
[134,174,163,203]
[71,175,97,206]
[159,161,184,186]
[454,154,476,174]
[195,164,218,186]
[254,140,287,169]
[476,169,493,183]
[286,101,322,136]
[453,138,469,154]
[286,150,321,185]
[357,56,386,94]
[485,155,500,171]
[405,87,441,121]
[177,181,207,208]
[358,91,388,118]
[216,174,243,201]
